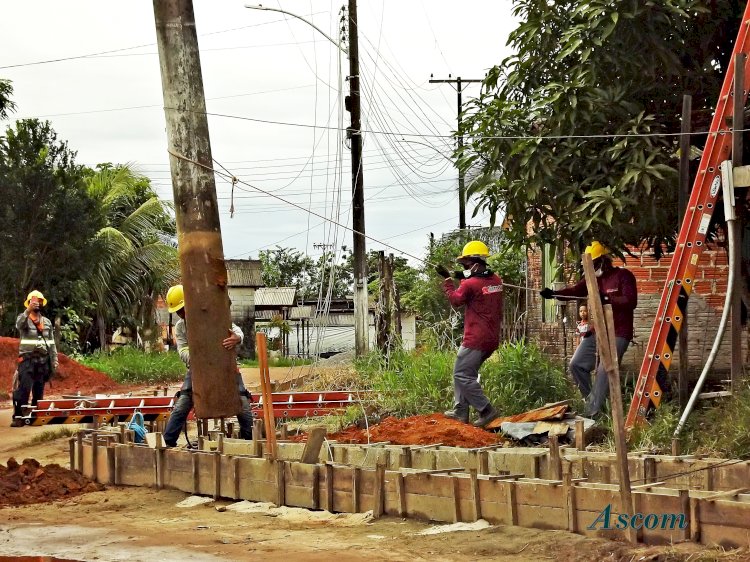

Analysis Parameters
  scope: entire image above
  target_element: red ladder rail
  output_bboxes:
[625,4,750,429]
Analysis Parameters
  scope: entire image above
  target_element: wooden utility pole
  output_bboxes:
[428,75,483,230]
[347,0,369,357]
[732,53,745,394]
[153,0,240,418]
[678,94,692,408]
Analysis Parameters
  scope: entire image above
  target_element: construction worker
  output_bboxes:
[540,241,637,417]
[162,284,253,447]
[436,240,504,428]
[11,290,58,427]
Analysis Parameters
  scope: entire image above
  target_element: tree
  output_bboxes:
[459,1,743,257]
[0,78,16,120]
[0,119,104,334]
[86,164,179,349]
[258,246,315,297]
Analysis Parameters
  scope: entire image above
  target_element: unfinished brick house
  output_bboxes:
[525,240,746,380]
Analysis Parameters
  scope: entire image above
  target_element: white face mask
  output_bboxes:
[462,268,473,278]
[595,267,604,278]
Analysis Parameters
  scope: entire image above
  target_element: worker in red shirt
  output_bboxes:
[436,240,504,428]
[540,241,637,417]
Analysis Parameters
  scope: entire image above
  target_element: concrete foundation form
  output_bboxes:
[72,431,750,548]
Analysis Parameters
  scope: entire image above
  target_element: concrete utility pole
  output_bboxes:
[347,0,369,357]
[153,0,241,418]
[428,75,483,230]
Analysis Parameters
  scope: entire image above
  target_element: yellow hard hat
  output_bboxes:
[166,284,185,313]
[584,241,609,261]
[24,290,47,308]
[457,240,490,261]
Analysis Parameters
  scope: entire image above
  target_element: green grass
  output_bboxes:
[354,340,578,418]
[25,426,77,445]
[79,347,186,384]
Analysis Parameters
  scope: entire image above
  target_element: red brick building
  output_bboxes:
[525,241,744,378]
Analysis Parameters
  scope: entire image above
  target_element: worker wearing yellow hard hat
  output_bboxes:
[162,284,254,447]
[539,241,638,417]
[434,240,503,428]
[12,290,58,427]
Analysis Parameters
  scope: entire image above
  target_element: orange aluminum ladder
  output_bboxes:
[625,3,750,429]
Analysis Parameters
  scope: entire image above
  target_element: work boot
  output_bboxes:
[10,418,25,428]
[473,405,499,428]
[443,406,469,424]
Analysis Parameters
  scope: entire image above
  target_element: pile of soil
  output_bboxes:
[0,457,104,507]
[321,414,504,448]
[1,336,122,397]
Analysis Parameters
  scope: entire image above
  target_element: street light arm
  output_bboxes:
[244,4,348,54]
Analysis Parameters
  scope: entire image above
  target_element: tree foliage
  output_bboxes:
[0,78,16,120]
[0,119,104,333]
[459,0,743,256]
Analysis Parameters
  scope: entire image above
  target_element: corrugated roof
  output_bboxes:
[255,287,297,307]
[226,259,263,287]
[289,305,314,319]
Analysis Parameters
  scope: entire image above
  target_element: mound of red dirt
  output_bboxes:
[320,414,504,448]
[0,457,104,507]
[1,336,122,397]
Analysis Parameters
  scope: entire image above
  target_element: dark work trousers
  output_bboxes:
[569,335,630,417]
[163,388,254,447]
[13,355,49,417]
[452,346,494,414]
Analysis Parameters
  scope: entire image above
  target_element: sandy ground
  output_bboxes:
[1,409,749,561]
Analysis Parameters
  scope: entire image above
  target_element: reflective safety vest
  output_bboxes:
[16,312,58,365]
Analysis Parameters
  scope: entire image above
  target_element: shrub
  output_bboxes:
[79,347,185,384]
[356,339,577,418]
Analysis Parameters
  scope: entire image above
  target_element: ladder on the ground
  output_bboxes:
[19,391,371,426]
[625,4,750,429]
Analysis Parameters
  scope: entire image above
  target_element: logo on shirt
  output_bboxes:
[482,284,503,294]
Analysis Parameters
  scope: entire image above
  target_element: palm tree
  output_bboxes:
[87,164,180,349]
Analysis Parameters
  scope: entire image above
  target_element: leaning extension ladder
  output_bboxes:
[625,3,750,429]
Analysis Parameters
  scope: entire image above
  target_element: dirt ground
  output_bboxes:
[2,409,749,561]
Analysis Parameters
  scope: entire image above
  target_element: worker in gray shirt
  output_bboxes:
[162,284,253,447]
[12,290,58,426]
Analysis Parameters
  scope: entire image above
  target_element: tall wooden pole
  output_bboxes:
[582,254,635,543]
[153,0,240,418]
[678,94,692,408]
[347,0,369,357]
[732,53,746,394]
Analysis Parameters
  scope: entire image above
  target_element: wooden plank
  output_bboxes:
[549,435,561,480]
[703,488,749,502]
[631,482,667,490]
[312,465,320,509]
[107,446,116,485]
[575,419,585,451]
[399,447,412,469]
[690,497,701,542]
[701,524,750,548]
[507,480,518,525]
[232,456,241,500]
[213,451,221,499]
[192,451,199,494]
[91,433,99,482]
[563,463,576,532]
[76,431,84,474]
[300,426,327,464]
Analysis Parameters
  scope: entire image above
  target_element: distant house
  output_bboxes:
[226,259,264,357]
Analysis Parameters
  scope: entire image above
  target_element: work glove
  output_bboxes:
[434,264,451,279]
[539,287,554,299]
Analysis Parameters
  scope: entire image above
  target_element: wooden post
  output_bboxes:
[213,451,221,500]
[399,447,412,469]
[256,333,277,460]
[373,463,385,518]
[397,472,407,517]
[312,465,320,509]
[76,431,84,473]
[470,468,481,521]
[352,466,361,513]
[300,426,327,464]
[325,463,334,512]
[451,475,461,523]
[732,53,745,395]
[582,253,635,543]
[232,456,240,500]
[506,480,518,525]
[192,452,200,494]
[678,94,692,408]
[549,435,561,480]
[279,423,288,440]
[575,419,586,451]
[68,437,76,472]
[107,446,116,486]
[376,251,387,351]
[689,497,701,542]
[563,461,577,532]
[276,460,286,507]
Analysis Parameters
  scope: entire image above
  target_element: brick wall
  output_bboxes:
[526,242,746,376]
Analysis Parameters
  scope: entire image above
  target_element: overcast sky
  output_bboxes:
[0,1,518,267]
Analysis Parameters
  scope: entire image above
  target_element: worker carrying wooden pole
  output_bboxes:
[152,0,240,418]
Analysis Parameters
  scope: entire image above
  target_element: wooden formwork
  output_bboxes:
[69,431,750,548]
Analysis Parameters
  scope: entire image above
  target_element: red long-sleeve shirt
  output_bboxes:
[443,273,504,352]
[554,267,638,340]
